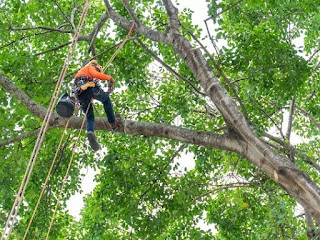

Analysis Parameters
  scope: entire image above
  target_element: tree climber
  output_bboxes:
[72,59,117,151]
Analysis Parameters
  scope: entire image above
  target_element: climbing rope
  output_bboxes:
[22,119,71,240]
[42,23,136,237]
[1,0,92,239]
[45,100,92,239]
[13,19,134,240]
[21,21,134,239]
[103,23,135,71]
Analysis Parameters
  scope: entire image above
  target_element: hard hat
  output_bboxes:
[90,59,98,65]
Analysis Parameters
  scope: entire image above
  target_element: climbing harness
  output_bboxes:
[0,0,92,239]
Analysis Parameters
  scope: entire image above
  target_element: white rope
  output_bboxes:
[1,0,92,239]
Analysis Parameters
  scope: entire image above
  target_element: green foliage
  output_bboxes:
[0,0,319,239]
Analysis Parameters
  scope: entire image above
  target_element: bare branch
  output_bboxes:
[295,104,320,129]
[104,0,165,43]
[162,0,180,29]
[9,26,73,34]
[135,38,205,96]
[286,96,295,141]
[204,0,244,22]
[120,0,141,26]
[262,132,320,172]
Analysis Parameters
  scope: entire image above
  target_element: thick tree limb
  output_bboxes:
[0,72,244,154]
[162,0,180,29]
[102,0,320,224]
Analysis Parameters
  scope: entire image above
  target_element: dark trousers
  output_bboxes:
[78,86,115,132]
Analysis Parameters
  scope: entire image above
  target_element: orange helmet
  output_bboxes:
[90,59,98,65]
[90,59,103,72]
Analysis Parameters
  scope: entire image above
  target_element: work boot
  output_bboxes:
[110,122,118,131]
[87,131,100,151]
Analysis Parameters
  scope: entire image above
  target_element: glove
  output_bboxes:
[80,81,95,90]
[107,85,114,93]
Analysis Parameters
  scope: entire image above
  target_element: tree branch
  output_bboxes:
[262,132,320,172]
[52,0,74,29]
[286,96,295,141]
[295,104,320,129]
[120,0,141,27]
[9,26,73,34]
[88,12,109,55]
[204,0,244,22]
[34,36,90,56]
[104,0,165,43]
[181,24,249,120]
[0,72,245,154]
[162,0,180,29]
[135,38,205,96]
[0,128,42,148]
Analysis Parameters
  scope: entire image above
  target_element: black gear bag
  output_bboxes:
[55,92,75,118]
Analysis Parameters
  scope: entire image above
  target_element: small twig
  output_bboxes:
[34,42,71,56]
[52,0,74,28]
[250,97,286,140]
[204,20,221,58]
[263,132,320,172]
[0,127,55,147]
[204,0,244,22]
[285,96,295,141]
[0,30,51,50]
[9,26,73,34]
[295,104,320,129]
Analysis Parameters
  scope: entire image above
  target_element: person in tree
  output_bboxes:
[72,59,118,151]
